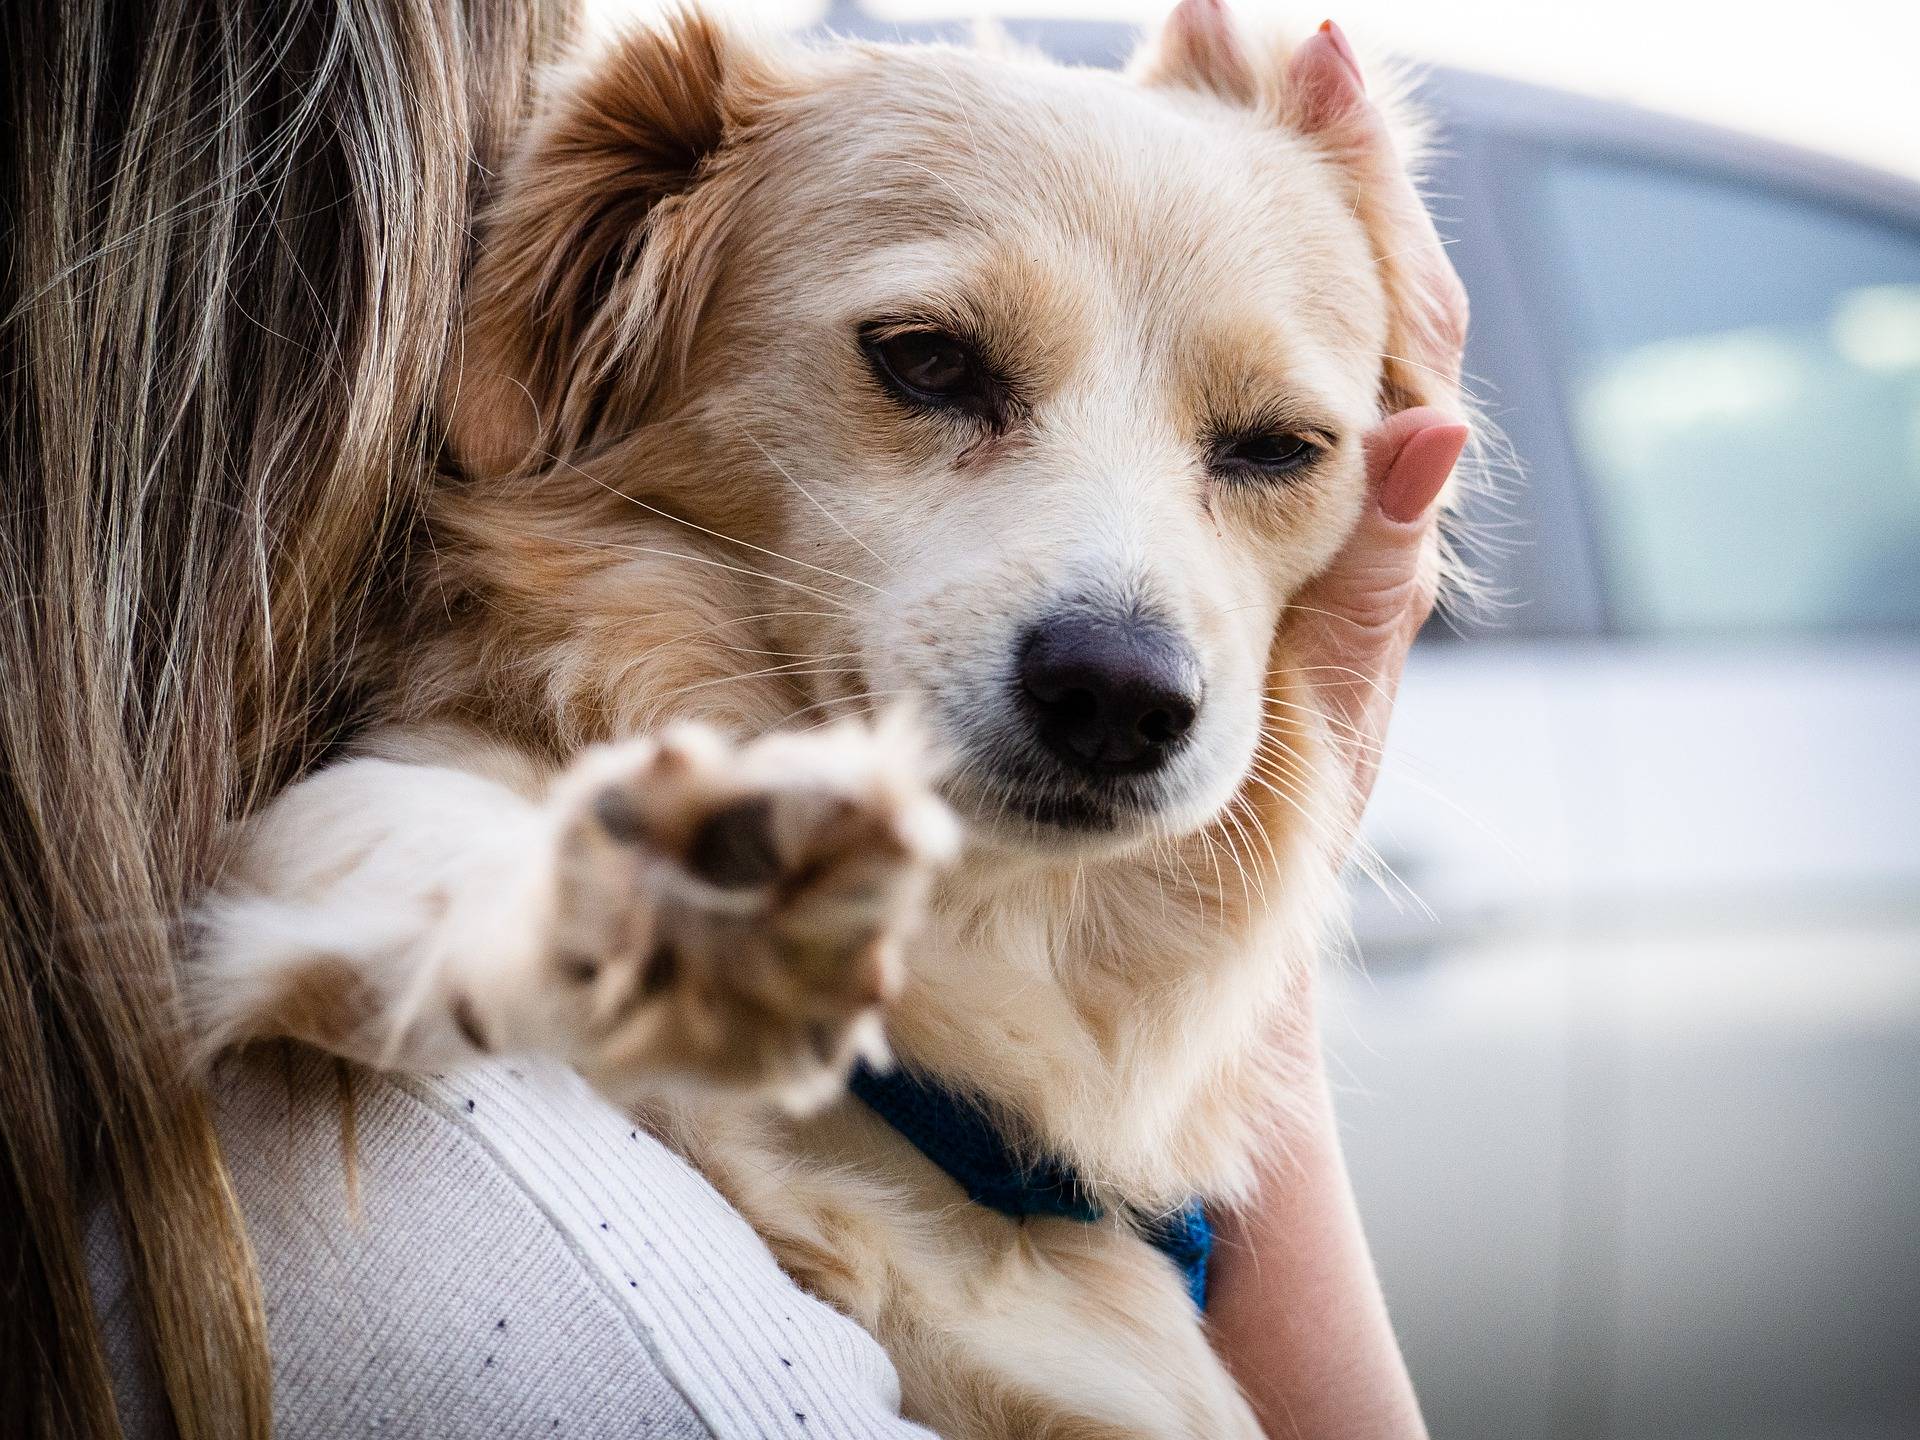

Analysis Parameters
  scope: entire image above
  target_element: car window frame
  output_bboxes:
[1418,123,1615,643]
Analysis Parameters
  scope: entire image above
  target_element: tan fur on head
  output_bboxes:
[453,2,1463,476]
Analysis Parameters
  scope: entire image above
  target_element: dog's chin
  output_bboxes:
[940,768,1221,861]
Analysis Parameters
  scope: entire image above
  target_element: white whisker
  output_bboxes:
[740,427,896,577]
[540,445,888,596]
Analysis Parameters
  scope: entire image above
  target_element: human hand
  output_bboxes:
[1293,407,1469,824]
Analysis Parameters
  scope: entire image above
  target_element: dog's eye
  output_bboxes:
[875,331,971,395]
[1212,430,1321,481]
[860,325,1000,422]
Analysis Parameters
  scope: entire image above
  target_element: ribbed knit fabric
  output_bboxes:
[89,1049,935,1439]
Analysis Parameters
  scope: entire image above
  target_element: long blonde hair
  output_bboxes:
[0,1,572,1433]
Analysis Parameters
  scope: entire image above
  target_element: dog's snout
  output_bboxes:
[1017,614,1200,776]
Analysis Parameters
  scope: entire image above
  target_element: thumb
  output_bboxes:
[1308,409,1468,644]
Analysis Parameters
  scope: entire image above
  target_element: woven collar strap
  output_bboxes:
[848,1062,1211,1309]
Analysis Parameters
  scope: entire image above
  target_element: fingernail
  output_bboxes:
[1318,19,1365,93]
[1380,423,1468,524]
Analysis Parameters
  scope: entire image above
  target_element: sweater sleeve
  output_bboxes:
[89,1048,937,1440]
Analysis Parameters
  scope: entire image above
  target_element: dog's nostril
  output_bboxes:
[1017,613,1202,777]
[1138,701,1194,747]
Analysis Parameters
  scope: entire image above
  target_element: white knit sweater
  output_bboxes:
[90,1049,935,1438]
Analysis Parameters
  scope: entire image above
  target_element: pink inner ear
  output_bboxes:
[1149,0,1257,104]
[1287,21,1369,134]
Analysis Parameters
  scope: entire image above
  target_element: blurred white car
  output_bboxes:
[1333,68,1920,1440]
[819,9,1920,1435]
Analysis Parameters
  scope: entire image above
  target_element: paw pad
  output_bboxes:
[687,797,783,889]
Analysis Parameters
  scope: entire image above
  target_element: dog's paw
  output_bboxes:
[490,719,958,1110]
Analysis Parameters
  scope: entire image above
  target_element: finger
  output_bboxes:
[1362,404,1462,519]
[1310,418,1467,646]
[1378,419,1469,526]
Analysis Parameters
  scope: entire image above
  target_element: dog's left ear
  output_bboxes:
[1133,4,1468,415]
[446,10,784,477]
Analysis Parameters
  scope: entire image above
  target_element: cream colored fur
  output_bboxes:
[189,5,1463,1435]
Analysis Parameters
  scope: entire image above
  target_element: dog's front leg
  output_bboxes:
[189,720,956,1109]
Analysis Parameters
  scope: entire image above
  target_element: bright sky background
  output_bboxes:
[587,0,1920,181]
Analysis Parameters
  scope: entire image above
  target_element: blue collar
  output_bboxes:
[849,1062,1211,1310]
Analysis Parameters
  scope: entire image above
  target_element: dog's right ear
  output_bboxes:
[445,10,776,477]
[1134,5,1468,419]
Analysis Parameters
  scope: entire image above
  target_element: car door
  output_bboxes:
[1333,116,1920,1440]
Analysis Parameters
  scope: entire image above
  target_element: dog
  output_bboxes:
[190,3,1466,1434]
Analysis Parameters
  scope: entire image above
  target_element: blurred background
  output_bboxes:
[596,3,1920,1436]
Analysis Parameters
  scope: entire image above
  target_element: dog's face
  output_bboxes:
[452,4,1461,856]
[711,60,1385,850]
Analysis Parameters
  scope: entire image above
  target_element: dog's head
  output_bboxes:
[448,1,1465,855]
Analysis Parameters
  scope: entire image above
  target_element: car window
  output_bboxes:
[1533,155,1920,636]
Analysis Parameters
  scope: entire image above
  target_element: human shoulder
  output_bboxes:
[93,1049,932,1439]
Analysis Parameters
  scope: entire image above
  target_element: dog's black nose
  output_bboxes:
[1017,614,1201,776]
